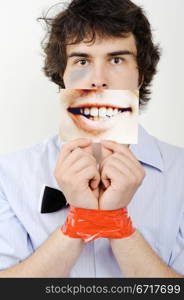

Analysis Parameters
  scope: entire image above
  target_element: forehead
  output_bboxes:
[65,34,137,56]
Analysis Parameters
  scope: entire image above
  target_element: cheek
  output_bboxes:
[110,66,139,88]
[64,67,92,88]
[70,69,90,83]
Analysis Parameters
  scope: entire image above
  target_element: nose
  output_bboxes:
[91,82,107,88]
[90,64,108,89]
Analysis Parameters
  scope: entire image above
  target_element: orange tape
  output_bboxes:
[61,205,135,243]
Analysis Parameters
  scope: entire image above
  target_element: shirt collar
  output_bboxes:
[130,125,164,172]
[56,124,164,172]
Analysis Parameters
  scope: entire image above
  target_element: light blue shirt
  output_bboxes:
[0,125,184,277]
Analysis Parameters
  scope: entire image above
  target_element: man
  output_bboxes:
[0,0,184,277]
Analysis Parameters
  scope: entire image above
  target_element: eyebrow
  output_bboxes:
[68,52,91,59]
[107,50,136,57]
[67,50,136,59]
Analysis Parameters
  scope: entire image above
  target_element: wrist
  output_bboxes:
[110,228,137,245]
[57,227,84,247]
[61,205,135,243]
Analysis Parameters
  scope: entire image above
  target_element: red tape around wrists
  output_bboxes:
[61,205,135,243]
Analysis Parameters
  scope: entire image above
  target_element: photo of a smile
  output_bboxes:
[59,89,139,144]
[67,103,133,134]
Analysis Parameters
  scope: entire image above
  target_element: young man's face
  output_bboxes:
[63,34,139,89]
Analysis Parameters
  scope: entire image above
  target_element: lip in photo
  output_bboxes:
[59,89,139,144]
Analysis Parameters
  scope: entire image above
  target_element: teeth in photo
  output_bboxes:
[90,107,99,117]
[98,107,107,117]
[81,106,124,119]
[84,108,90,115]
[106,108,113,117]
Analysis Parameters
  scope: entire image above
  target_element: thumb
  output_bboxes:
[90,172,100,190]
[102,178,110,189]
[101,172,110,189]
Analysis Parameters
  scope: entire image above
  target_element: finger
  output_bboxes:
[101,164,129,188]
[90,171,101,190]
[82,144,93,155]
[77,165,100,186]
[101,140,142,169]
[57,138,92,166]
[101,177,110,189]
[100,153,142,179]
[56,147,86,172]
[100,170,110,189]
[101,156,137,182]
[61,148,96,175]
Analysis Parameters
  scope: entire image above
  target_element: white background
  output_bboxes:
[0,0,183,155]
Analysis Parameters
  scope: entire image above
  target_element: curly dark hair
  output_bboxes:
[38,0,161,108]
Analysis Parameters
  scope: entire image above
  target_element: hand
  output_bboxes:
[99,140,146,210]
[54,138,100,209]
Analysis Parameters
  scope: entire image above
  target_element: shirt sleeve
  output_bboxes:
[0,183,33,271]
[169,211,184,275]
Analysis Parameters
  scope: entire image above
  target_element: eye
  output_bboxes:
[75,59,89,66]
[111,57,124,64]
